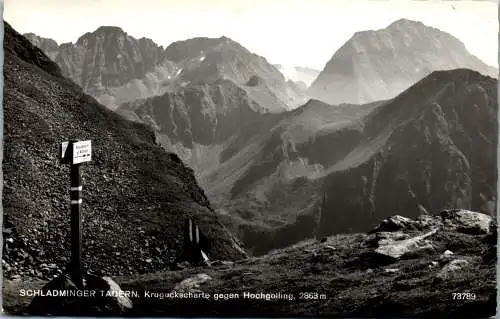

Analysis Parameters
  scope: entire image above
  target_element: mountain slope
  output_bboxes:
[3,21,246,280]
[202,68,497,254]
[164,36,302,111]
[23,33,59,60]
[117,78,269,175]
[309,19,498,105]
[316,68,497,236]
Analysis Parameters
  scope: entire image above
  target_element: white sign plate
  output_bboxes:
[61,142,69,160]
[72,140,92,164]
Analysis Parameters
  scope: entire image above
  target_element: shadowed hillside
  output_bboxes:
[317,69,498,237]
[201,68,497,254]
[2,21,246,281]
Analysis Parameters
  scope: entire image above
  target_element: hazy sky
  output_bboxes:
[3,0,499,70]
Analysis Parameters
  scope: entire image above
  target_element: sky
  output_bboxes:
[3,0,499,70]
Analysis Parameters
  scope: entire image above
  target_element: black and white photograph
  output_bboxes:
[1,0,498,317]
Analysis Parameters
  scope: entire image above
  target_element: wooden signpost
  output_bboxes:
[60,140,92,288]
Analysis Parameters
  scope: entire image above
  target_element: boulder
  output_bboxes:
[366,231,409,247]
[416,214,442,229]
[27,272,132,316]
[440,209,492,235]
[376,232,411,245]
[441,250,454,257]
[438,250,455,266]
[171,273,212,293]
[435,259,470,282]
[374,228,438,259]
[369,215,419,233]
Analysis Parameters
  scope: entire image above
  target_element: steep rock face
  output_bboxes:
[316,69,497,236]
[25,31,304,111]
[23,33,59,59]
[3,22,245,280]
[118,79,265,148]
[118,67,497,255]
[164,36,300,111]
[25,27,176,110]
[309,19,498,105]
[70,26,167,88]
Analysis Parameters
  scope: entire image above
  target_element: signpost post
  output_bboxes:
[60,140,92,288]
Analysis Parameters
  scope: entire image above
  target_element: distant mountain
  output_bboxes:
[24,27,177,110]
[4,22,246,280]
[309,19,498,105]
[275,64,320,87]
[164,36,304,111]
[205,69,497,254]
[24,31,305,111]
[118,79,269,149]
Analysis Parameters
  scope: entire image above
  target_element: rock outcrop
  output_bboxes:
[27,272,133,316]
[440,209,493,235]
[374,228,438,259]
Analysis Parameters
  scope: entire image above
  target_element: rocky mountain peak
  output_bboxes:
[76,26,127,44]
[386,18,426,30]
[309,19,497,105]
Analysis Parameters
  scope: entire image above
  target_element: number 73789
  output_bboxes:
[452,292,476,300]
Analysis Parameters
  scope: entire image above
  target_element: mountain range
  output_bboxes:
[24,30,306,112]
[119,68,497,254]
[21,19,499,256]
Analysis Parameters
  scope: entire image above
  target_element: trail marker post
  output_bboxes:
[60,140,92,288]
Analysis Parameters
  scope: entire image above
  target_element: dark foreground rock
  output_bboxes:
[440,209,493,235]
[27,272,132,316]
